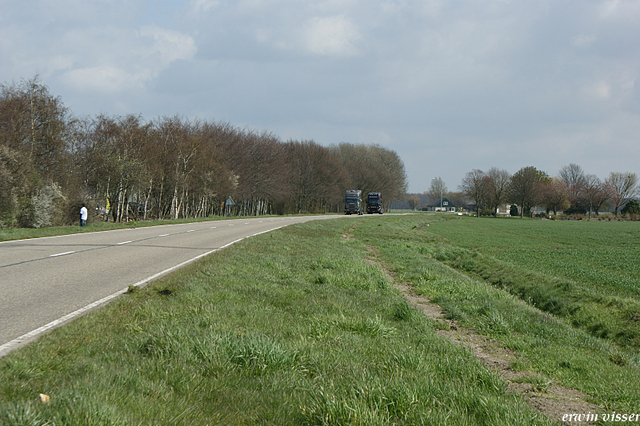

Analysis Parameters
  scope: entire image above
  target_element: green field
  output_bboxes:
[1,215,639,425]
[423,217,640,349]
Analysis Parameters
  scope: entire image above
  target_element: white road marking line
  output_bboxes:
[50,251,75,257]
[187,230,195,233]
[210,226,217,229]
[252,226,284,237]
[159,234,169,237]
[220,238,244,249]
[117,241,132,245]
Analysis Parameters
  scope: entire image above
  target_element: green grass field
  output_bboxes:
[422,217,640,349]
[1,214,638,424]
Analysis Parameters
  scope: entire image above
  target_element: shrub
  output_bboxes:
[565,205,587,215]
[621,199,640,217]
[30,183,65,228]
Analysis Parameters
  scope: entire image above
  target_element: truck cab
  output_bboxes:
[366,192,383,214]
[344,190,363,215]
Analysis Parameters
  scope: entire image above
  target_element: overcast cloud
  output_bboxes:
[2,0,639,193]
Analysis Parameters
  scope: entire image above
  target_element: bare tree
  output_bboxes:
[539,178,569,215]
[407,195,421,210]
[558,163,586,213]
[0,76,70,181]
[330,143,408,211]
[87,114,150,222]
[508,166,543,218]
[486,167,511,216]
[581,174,607,219]
[605,172,639,216]
[286,140,348,213]
[459,169,487,217]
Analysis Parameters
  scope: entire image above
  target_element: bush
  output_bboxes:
[621,199,640,216]
[30,183,66,228]
[565,205,587,215]
[17,184,66,228]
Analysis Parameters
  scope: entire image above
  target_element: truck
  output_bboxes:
[366,192,383,214]
[344,190,363,215]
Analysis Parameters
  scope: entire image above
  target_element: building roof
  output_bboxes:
[426,197,456,208]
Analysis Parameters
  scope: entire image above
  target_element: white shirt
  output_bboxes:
[80,206,88,220]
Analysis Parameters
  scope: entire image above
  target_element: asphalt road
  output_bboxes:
[0,215,345,357]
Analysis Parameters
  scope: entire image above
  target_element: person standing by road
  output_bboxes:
[80,203,88,227]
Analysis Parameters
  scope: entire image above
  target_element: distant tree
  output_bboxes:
[213,127,290,216]
[558,163,586,212]
[508,166,543,218]
[539,178,569,215]
[86,114,150,222]
[459,169,487,217]
[407,194,421,210]
[581,174,607,219]
[605,172,639,216]
[330,143,408,210]
[369,145,408,207]
[285,140,348,213]
[486,167,511,216]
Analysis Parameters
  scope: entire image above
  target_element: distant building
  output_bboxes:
[425,197,457,212]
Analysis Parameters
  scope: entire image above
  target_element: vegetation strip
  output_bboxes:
[1,215,638,425]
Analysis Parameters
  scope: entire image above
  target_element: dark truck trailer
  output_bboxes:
[366,192,383,214]
[344,190,363,215]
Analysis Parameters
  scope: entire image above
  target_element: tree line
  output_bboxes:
[0,77,408,227]
[458,164,639,218]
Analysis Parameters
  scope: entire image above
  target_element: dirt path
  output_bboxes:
[396,282,602,425]
[360,239,602,425]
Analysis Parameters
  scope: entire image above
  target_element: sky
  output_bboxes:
[2,0,639,194]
